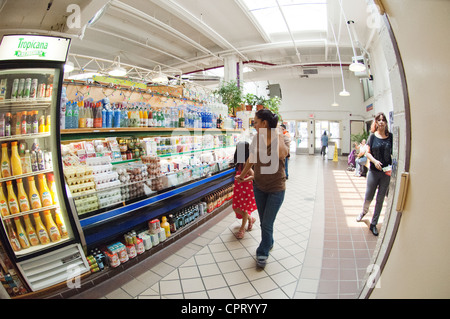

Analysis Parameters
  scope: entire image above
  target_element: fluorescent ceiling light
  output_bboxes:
[339,90,350,97]
[67,72,102,80]
[152,73,168,83]
[109,67,127,77]
[331,102,339,107]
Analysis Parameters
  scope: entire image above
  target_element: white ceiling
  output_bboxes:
[0,0,375,85]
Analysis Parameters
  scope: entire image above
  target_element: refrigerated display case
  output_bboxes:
[0,35,89,294]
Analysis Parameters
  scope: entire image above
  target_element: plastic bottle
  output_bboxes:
[5,219,21,251]
[16,179,30,212]
[161,216,171,238]
[37,174,52,207]
[94,102,102,128]
[1,143,11,178]
[27,176,42,209]
[21,111,27,134]
[43,210,61,242]
[72,101,79,129]
[22,150,32,174]
[102,105,107,128]
[6,181,19,214]
[106,107,113,128]
[78,101,85,128]
[54,210,69,239]
[31,110,38,134]
[47,173,58,205]
[14,217,30,249]
[23,215,39,246]
[60,86,67,130]
[33,213,50,244]
[114,105,121,128]
[86,101,94,128]
[0,182,10,217]
[4,112,11,136]
[10,141,22,176]
[65,100,72,129]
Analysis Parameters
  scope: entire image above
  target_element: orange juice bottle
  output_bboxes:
[14,217,30,249]
[47,173,58,205]
[27,176,42,209]
[37,174,52,207]
[23,214,39,246]
[33,213,50,244]
[0,182,10,217]
[6,180,20,214]
[5,219,21,251]
[10,141,22,176]
[43,210,60,242]
[54,209,69,239]
[1,143,11,178]
[16,178,30,212]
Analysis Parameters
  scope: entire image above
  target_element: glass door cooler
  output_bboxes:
[0,35,89,294]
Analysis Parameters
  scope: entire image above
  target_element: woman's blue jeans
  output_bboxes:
[253,184,285,259]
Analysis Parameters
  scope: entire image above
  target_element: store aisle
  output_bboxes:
[72,155,382,299]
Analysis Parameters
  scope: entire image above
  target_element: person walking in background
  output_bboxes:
[356,112,393,236]
[280,124,291,179]
[237,109,289,269]
[320,131,328,158]
[355,139,368,177]
[231,141,257,239]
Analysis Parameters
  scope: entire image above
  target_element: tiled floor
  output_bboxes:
[71,154,383,299]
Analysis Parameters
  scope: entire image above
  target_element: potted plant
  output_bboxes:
[255,96,267,111]
[215,80,243,116]
[265,96,282,118]
[244,93,256,111]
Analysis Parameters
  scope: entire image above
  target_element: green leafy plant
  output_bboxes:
[264,96,282,117]
[351,131,370,143]
[244,93,257,106]
[215,80,243,114]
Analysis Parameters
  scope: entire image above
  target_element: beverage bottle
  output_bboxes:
[72,101,79,129]
[0,113,4,137]
[26,111,32,133]
[14,112,20,135]
[60,87,67,130]
[102,105,107,128]
[37,149,45,171]
[142,109,148,127]
[23,214,39,246]
[148,108,153,127]
[27,176,42,209]
[6,180,20,214]
[1,143,10,178]
[0,182,10,217]
[31,110,38,134]
[22,150,32,174]
[78,101,85,128]
[161,216,171,238]
[47,173,58,205]
[106,107,113,128]
[38,115,45,133]
[33,213,50,244]
[43,210,61,242]
[16,178,30,212]
[65,101,72,129]
[54,209,69,239]
[14,217,30,249]
[114,105,121,128]
[86,101,94,128]
[21,111,27,134]
[37,174,53,207]
[10,141,22,176]
[5,112,11,136]
[5,219,21,251]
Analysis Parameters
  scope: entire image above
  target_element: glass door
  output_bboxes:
[0,67,75,260]
[296,121,309,154]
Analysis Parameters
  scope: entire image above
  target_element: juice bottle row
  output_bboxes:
[0,110,50,137]
[9,78,53,100]
[4,209,68,252]
[204,185,234,213]
[0,173,57,217]
[0,141,52,179]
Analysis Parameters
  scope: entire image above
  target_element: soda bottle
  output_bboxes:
[4,112,11,136]
[23,214,39,246]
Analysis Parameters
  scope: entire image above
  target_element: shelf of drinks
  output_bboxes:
[1,204,60,221]
[0,132,51,143]
[60,127,242,137]
[0,168,53,183]
[0,98,52,108]
[12,236,71,258]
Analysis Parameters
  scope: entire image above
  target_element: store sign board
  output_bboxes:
[0,35,71,62]
[92,76,147,90]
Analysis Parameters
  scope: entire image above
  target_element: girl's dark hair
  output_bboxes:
[255,109,278,128]
[233,141,250,171]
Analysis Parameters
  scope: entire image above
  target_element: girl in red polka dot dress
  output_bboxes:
[232,142,257,239]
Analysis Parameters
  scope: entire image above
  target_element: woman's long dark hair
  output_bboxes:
[370,112,389,135]
[255,109,278,128]
[233,141,250,171]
